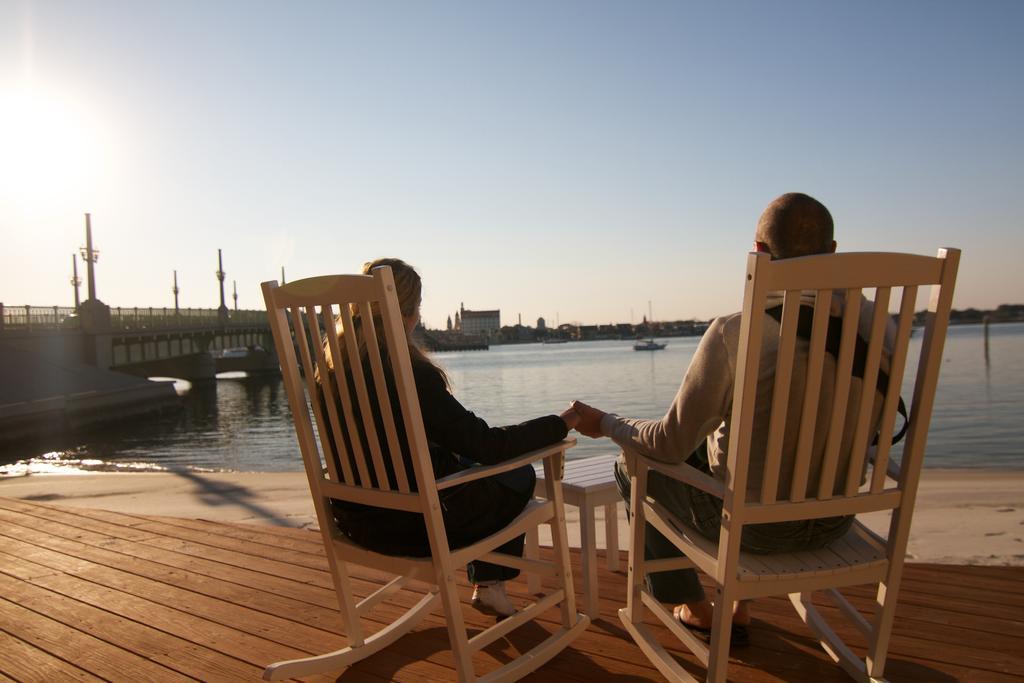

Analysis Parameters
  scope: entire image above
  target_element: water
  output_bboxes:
[2,323,1022,474]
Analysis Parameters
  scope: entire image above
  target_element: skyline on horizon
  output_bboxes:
[1,2,1022,329]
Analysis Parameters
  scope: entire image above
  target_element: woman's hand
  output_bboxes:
[559,405,580,431]
[570,400,606,438]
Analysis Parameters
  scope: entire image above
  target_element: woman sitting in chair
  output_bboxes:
[321,257,579,618]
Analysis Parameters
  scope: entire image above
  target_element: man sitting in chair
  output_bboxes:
[572,192,894,644]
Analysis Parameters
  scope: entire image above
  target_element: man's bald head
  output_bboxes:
[755,193,836,259]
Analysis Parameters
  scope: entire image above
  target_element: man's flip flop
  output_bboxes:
[672,605,751,646]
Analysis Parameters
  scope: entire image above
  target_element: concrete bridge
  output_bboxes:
[0,302,278,381]
[0,300,280,445]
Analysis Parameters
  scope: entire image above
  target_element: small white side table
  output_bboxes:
[527,452,622,619]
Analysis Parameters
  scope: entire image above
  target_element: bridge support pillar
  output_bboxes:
[81,334,114,369]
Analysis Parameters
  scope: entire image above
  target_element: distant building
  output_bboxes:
[458,302,500,338]
[537,317,546,331]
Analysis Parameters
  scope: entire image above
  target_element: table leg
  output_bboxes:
[604,502,620,572]
[580,501,599,619]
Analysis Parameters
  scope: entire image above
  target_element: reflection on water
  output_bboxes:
[2,322,1022,474]
[1,374,297,475]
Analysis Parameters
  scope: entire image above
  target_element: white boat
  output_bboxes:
[634,301,666,351]
[633,339,667,351]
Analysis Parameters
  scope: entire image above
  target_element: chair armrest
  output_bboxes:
[643,456,726,499]
[435,438,577,491]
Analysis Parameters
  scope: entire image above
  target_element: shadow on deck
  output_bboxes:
[0,497,1021,681]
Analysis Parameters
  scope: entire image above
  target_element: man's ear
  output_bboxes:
[754,241,771,253]
[829,240,837,253]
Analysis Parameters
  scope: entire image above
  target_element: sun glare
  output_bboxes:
[0,83,108,214]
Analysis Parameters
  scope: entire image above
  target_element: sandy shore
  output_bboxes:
[2,468,1021,566]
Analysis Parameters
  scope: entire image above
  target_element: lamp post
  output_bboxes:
[216,248,228,323]
[79,213,99,302]
[172,270,180,314]
[76,212,111,337]
[70,254,82,311]
[281,266,286,284]
[232,280,238,311]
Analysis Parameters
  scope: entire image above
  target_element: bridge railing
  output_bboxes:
[109,307,267,330]
[0,303,266,332]
[0,305,77,330]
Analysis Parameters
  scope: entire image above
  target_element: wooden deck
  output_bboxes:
[1,496,1021,682]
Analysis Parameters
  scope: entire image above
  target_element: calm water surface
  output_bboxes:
[2,322,1021,474]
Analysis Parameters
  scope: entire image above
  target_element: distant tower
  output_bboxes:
[537,317,546,331]
[518,313,522,327]
[447,315,453,331]
[281,266,286,284]
[232,280,238,311]
[454,310,461,332]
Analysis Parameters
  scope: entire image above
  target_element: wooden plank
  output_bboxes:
[760,288,801,504]
[0,517,353,639]
[112,513,324,555]
[0,628,105,682]
[891,574,1024,609]
[736,599,1024,682]
[0,550,311,671]
[0,497,160,541]
[0,499,336,588]
[593,552,1024,677]
[842,581,1024,627]
[0,509,597,682]
[129,519,330,571]
[0,533,347,655]
[0,573,256,680]
[790,289,832,501]
[561,471,617,487]
[0,505,343,610]
[906,563,1024,595]
[2,497,1022,683]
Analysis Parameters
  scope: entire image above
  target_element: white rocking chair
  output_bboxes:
[261,267,589,682]
[619,249,960,682]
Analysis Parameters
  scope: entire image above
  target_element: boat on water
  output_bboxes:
[633,339,667,351]
[634,300,667,351]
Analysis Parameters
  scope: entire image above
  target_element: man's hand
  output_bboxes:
[570,400,606,438]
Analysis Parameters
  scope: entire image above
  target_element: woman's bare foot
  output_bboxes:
[674,599,751,629]
[674,601,714,629]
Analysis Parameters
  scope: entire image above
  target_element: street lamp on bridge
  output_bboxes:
[70,254,82,311]
[79,213,100,302]
[232,280,238,311]
[173,270,180,315]
[77,212,110,333]
[216,248,229,324]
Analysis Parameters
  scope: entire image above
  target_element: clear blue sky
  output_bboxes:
[1,1,1021,328]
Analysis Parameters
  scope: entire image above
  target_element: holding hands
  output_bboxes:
[558,400,607,438]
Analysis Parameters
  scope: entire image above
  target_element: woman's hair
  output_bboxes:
[325,257,449,389]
